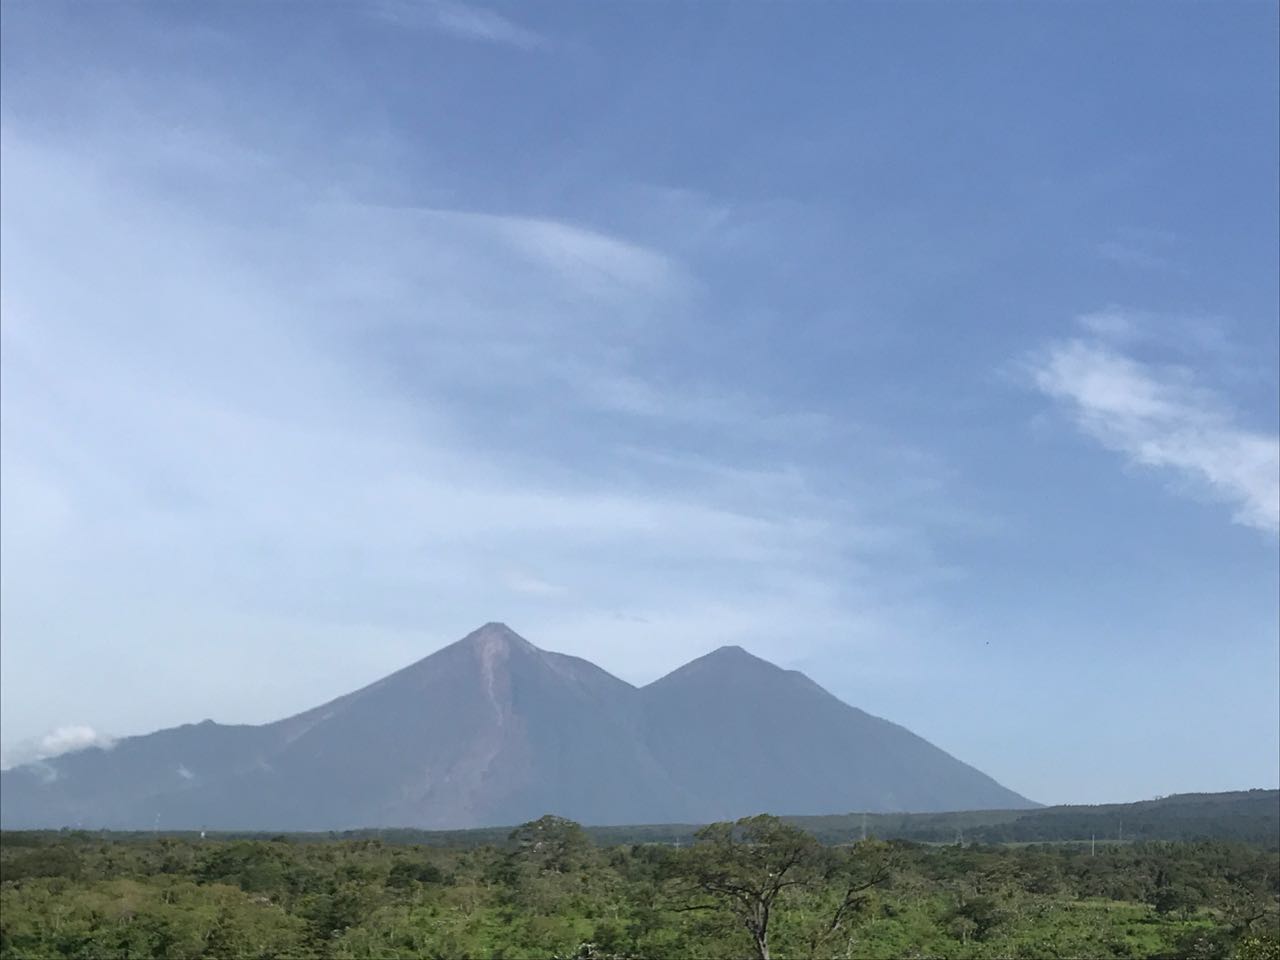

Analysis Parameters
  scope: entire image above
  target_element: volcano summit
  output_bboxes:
[0,623,1034,830]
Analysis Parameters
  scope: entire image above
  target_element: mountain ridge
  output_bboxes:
[0,623,1036,830]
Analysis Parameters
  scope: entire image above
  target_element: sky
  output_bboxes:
[1,1,1277,806]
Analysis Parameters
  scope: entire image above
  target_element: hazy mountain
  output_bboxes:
[640,645,1031,818]
[0,623,1034,830]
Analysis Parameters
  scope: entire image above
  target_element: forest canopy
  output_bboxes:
[3,808,1278,960]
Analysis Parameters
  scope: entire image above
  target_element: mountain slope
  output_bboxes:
[0,719,280,830]
[639,645,1034,817]
[210,621,691,829]
[0,624,1033,829]
[1,624,692,830]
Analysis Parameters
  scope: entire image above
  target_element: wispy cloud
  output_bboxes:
[494,216,687,301]
[0,114,954,754]
[1077,307,1143,342]
[1097,228,1178,271]
[1030,317,1279,534]
[503,571,567,598]
[1,725,115,770]
[375,0,543,49]
[566,369,833,440]
[1076,306,1242,362]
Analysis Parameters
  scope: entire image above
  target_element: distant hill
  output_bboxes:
[952,789,1280,848]
[11,791,1271,853]
[1,622,1035,830]
[284,790,1280,851]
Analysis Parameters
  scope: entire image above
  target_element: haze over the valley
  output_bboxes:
[2,1,1277,809]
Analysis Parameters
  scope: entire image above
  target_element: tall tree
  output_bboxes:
[507,815,593,874]
[669,815,822,960]
[803,840,895,959]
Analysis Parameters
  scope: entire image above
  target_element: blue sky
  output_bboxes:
[1,1,1276,805]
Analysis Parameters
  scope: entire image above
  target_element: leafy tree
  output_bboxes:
[669,815,824,959]
[385,858,442,890]
[944,891,1006,942]
[801,840,895,958]
[508,815,593,875]
[1237,934,1280,960]
[0,846,82,882]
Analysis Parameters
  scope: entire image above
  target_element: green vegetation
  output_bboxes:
[3,810,1278,959]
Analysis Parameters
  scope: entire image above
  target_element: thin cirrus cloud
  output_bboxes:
[374,0,544,49]
[0,115,951,759]
[503,571,568,598]
[1030,315,1280,535]
[1096,228,1178,272]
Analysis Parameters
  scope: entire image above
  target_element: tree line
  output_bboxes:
[2,814,1278,959]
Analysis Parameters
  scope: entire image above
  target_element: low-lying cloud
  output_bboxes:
[1,725,115,770]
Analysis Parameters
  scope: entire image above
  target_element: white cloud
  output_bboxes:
[1031,331,1279,534]
[1,725,115,770]
[375,0,543,49]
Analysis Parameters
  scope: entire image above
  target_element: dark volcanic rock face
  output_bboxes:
[1,623,1034,830]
